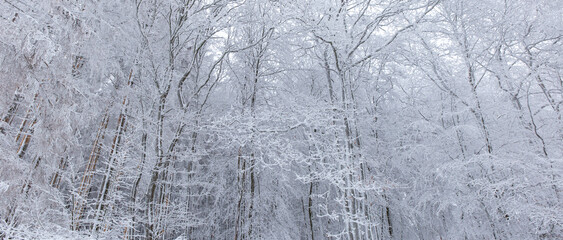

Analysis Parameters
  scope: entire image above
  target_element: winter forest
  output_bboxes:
[0,0,562,239]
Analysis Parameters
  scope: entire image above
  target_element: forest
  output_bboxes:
[0,0,561,239]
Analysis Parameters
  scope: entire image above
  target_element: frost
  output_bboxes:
[0,0,561,239]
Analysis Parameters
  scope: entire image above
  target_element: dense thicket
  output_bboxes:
[0,0,561,239]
